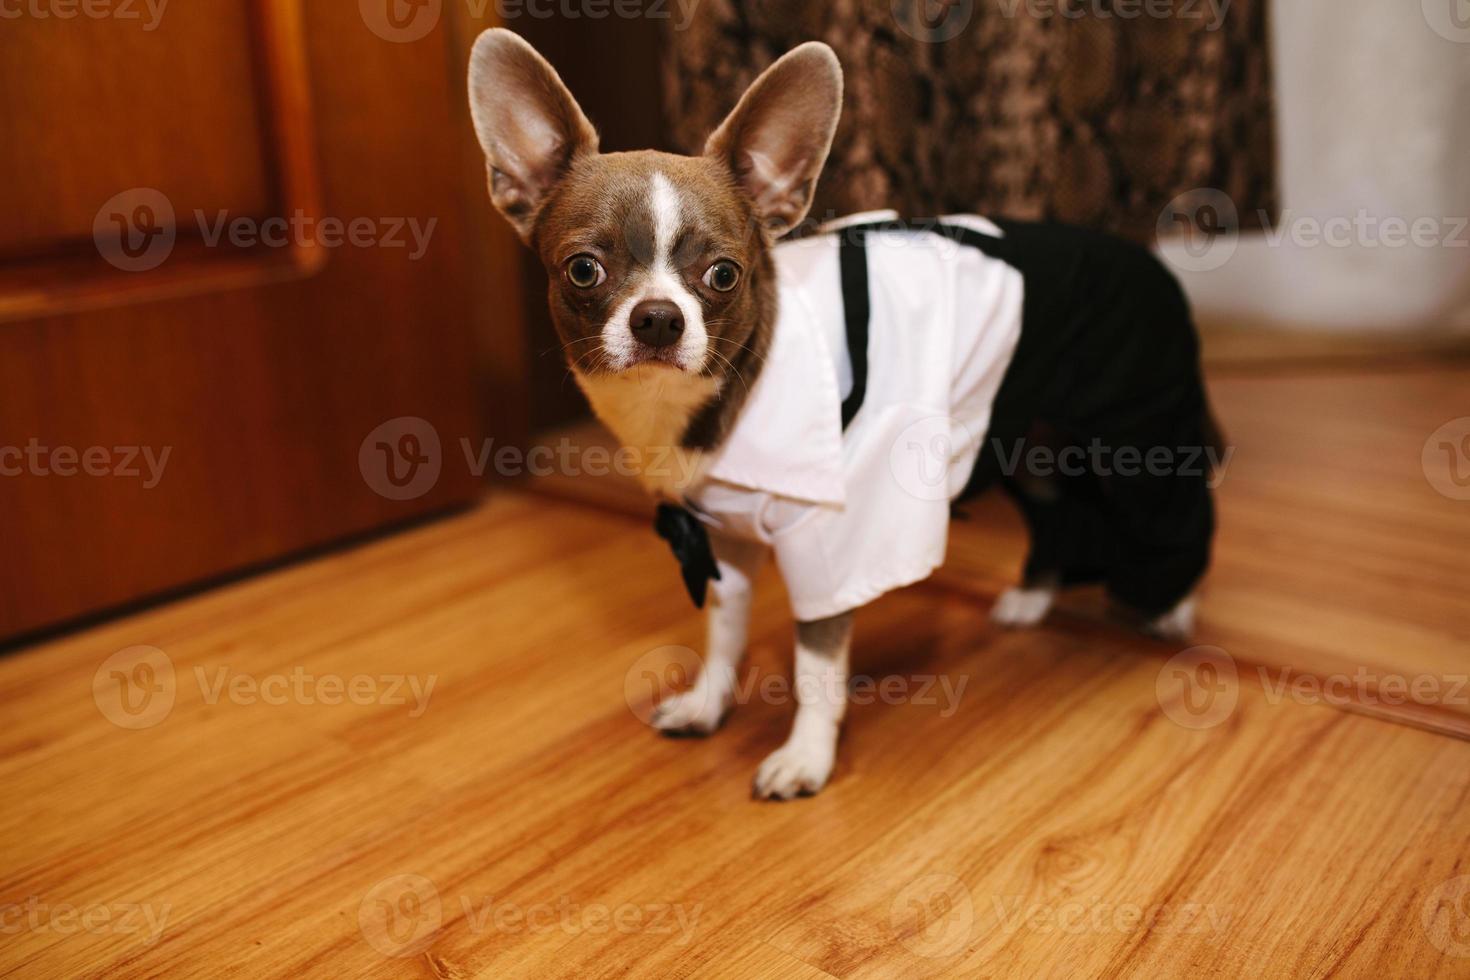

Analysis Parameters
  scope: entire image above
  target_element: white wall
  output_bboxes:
[1157,0,1470,333]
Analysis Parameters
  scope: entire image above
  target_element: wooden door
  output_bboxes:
[0,1,526,642]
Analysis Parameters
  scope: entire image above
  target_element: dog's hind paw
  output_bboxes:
[990,585,1056,628]
[1143,597,1196,642]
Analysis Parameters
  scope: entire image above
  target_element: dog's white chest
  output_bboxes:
[575,369,720,498]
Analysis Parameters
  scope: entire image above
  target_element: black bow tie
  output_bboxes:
[654,503,722,608]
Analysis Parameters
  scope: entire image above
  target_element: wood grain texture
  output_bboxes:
[0,480,1467,978]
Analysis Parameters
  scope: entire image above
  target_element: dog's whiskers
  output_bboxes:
[704,346,749,395]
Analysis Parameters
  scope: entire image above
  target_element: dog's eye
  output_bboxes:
[703,260,740,292]
[565,254,605,289]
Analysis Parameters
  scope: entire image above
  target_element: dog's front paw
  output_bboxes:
[752,738,835,800]
[650,687,730,736]
[990,585,1056,628]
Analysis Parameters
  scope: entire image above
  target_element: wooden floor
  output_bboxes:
[3,366,1470,978]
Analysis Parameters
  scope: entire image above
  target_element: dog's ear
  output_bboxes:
[468,29,598,243]
[704,42,843,238]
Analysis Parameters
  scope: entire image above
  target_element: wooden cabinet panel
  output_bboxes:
[0,0,524,642]
[0,3,273,253]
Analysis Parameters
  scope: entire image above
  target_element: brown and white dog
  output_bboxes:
[467,30,1215,799]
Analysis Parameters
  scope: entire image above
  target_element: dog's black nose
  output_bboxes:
[628,299,684,349]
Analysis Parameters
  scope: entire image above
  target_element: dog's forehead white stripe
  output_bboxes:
[591,169,709,377]
[649,171,683,270]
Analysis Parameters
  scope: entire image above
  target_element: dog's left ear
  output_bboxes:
[468,29,599,243]
[704,42,844,238]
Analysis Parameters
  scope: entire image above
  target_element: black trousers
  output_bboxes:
[951,220,1218,615]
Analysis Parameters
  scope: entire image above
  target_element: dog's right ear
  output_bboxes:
[468,29,598,244]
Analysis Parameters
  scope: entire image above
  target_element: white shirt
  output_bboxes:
[684,211,1025,620]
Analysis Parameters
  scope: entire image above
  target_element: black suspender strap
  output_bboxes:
[838,232,870,430]
[833,219,1011,432]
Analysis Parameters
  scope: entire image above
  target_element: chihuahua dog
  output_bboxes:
[468,31,1218,799]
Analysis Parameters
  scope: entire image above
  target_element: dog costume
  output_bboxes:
[659,211,1216,621]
